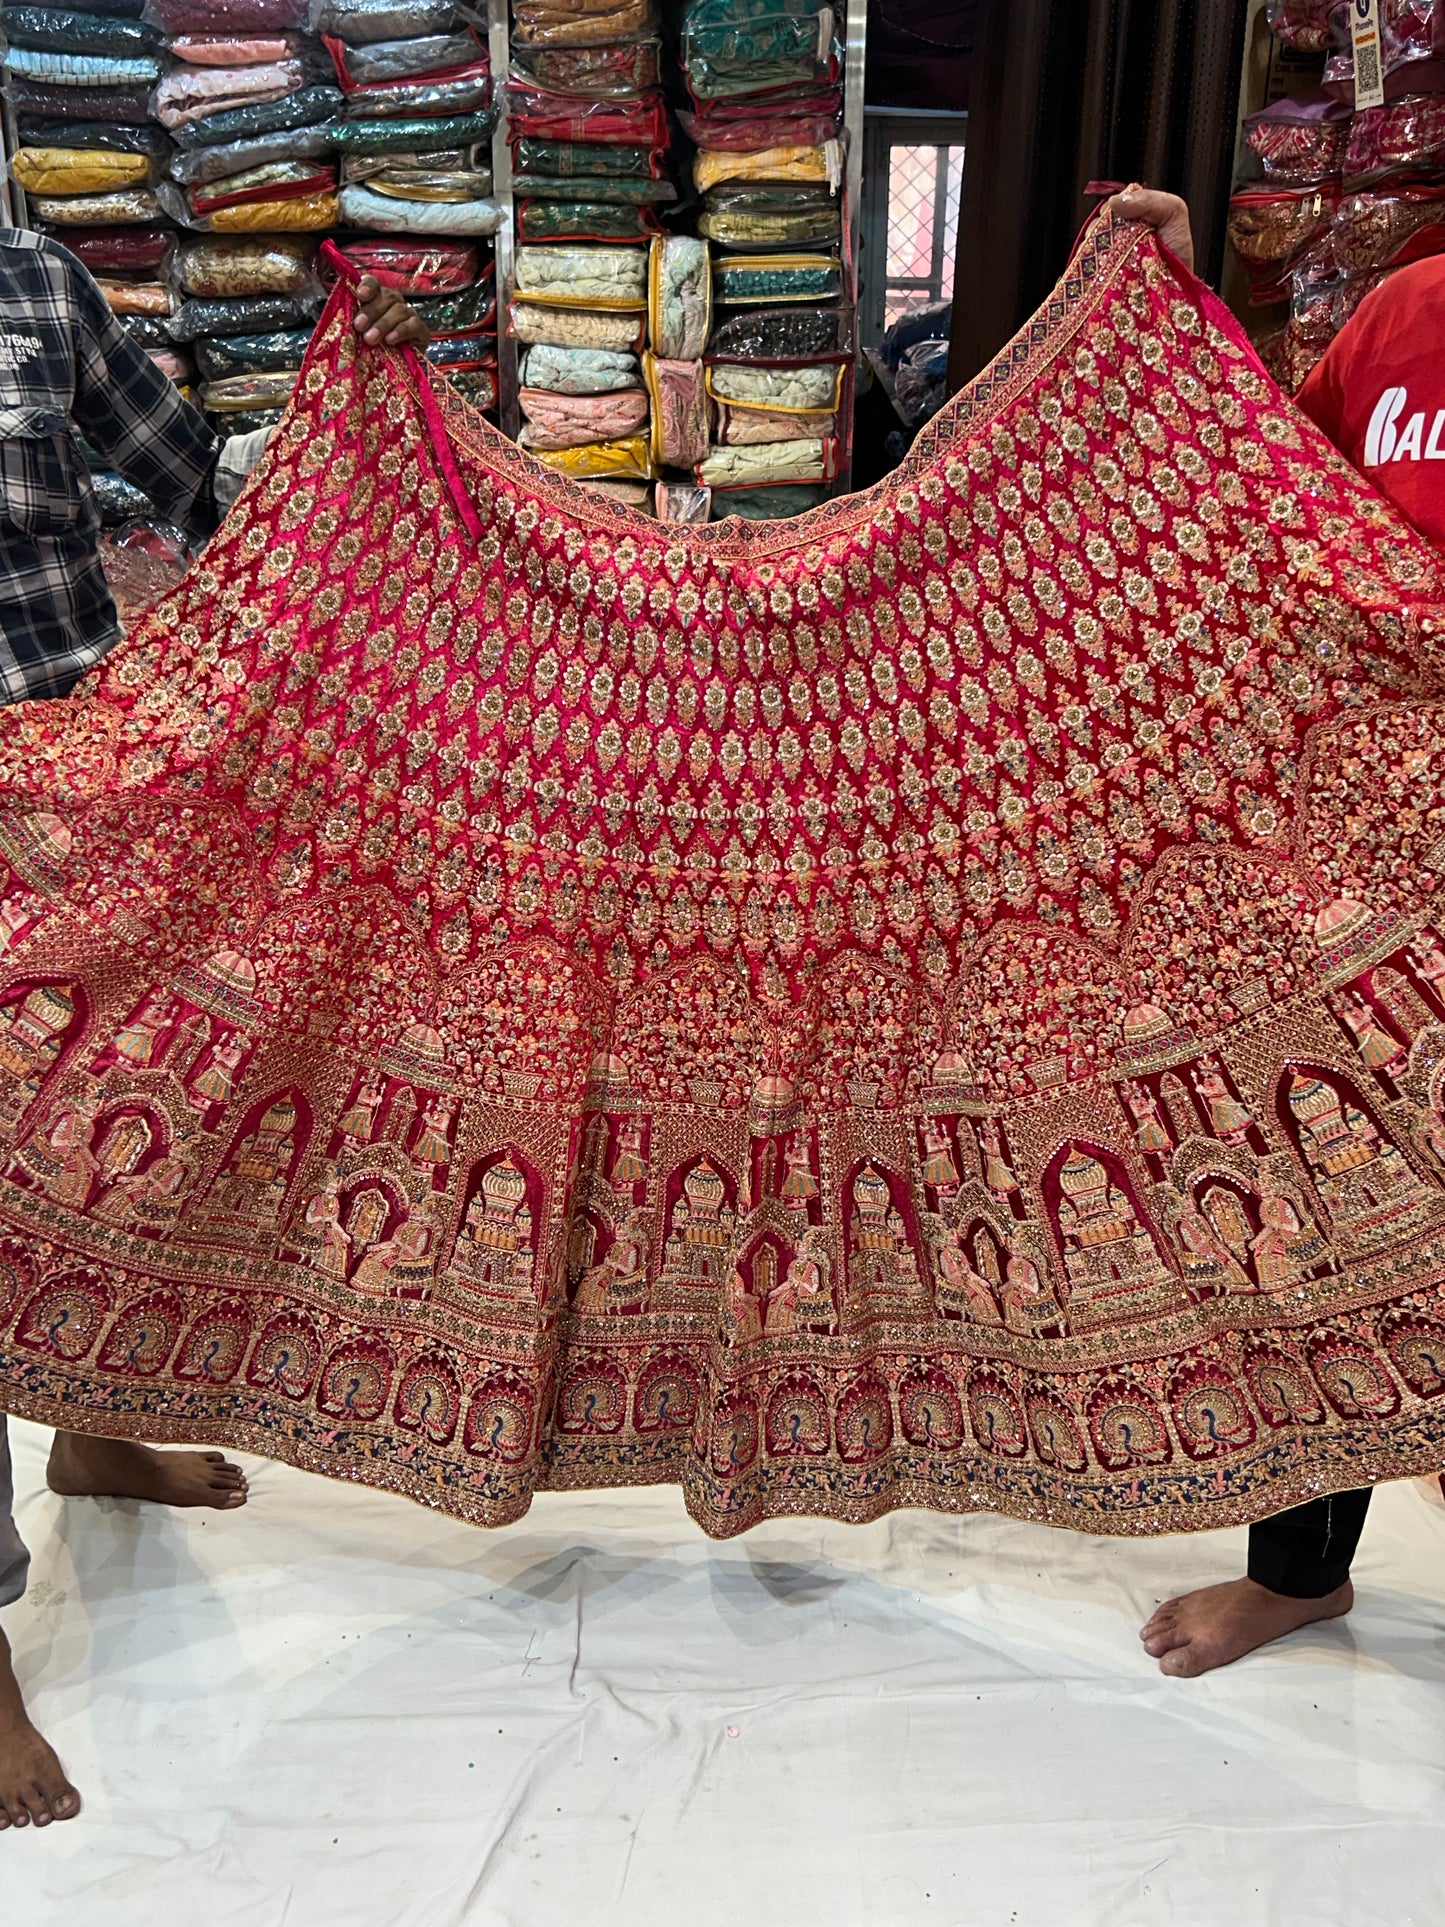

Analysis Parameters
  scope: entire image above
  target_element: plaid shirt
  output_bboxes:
[0,227,219,703]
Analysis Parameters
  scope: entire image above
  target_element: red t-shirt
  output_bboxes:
[1295,253,1445,552]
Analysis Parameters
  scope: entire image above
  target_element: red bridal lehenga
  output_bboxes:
[3,216,1445,1537]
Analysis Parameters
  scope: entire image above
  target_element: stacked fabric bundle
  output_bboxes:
[3,0,503,497]
[505,0,665,507]
[1243,0,1445,392]
[4,0,181,513]
[320,0,500,408]
[149,0,338,438]
[679,0,847,519]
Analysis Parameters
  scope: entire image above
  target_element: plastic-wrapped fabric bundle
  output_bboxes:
[153,59,305,129]
[712,253,841,302]
[516,202,662,242]
[314,0,457,43]
[27,0,145,14]
[51,222,173,270]
[682,4,841,99]
[1265,0,1342,51]
[329,111,496,154]
[1344,93,1445,189]
[510,0,658,48]
[193,328,311,378]
[714,400,834,443]
[166,292,318,339]
[678,104,840,149]
[512,140,665,180]
[1227,186,1338,271]
[1332,185,1445,273]
[517,384,649,448]
[116,311,173,348]
[99,518,193,626]
[1243,92,1351,184]
[182,191,341,231]
[444,364,497,411]
[343,69,491,117]
[655,481,711,522]
[10,145,154,193]
[32,185,162,222]
[510,299,646,350]
[336,184,502,234]
[200,368,299,410]
[169,34,301,64]
[348,164,494,203]
[184,161,337,212]
[323,29,484,87]
[17,112,169,152]
[1,7,160,55]
[515,243,648,306]
[706,359,842,409]
[423,334,497,368]
[709,480,824,518]
[705,302,848,356]
[148,0,309,27]
[512,177,674,207]
[699,204,839,247]
[176,233,318,296]
[518,343,640,393]
[523,430,653,480]
[144,345,192,381]
[87,468,155,520]
[694,142,841,192]
[95,279,172,313]
[697,436,828,485]
[330,239,478,290]
[648,233,710,359]
[577,475,651,506]
[509,37,659,97]
[504,85,669,147]
[643,354,708,468]
[1,45,162,83]
[7,74,154,118]
[169,123,339,185]
[169,83,342,147]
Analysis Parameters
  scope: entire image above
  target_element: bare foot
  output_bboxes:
[46,1431,248,1510]
[0,1629,79,1830]
[1140,1575,1353,1677]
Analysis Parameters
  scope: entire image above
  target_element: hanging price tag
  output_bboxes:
[1352,0,1386,109]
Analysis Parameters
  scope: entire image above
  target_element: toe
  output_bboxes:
[1160,1643,1204,1678]
[3,1794,29,1827]
[26,1787,54,1826]
[51,1785,80,1821]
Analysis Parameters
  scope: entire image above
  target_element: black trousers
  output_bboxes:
[1247,1488,1373,1598]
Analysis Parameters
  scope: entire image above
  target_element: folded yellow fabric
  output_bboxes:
[694,143,839,193]
[11,147,151,195]
[525,431,654,481]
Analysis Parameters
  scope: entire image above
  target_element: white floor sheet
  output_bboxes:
[4,1414,1445,1925]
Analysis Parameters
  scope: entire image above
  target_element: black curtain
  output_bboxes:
[947,0,1249,391]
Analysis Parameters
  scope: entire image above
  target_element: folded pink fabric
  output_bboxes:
[153,58,303,128]
[168,34,301,64]
[519,385,650,449]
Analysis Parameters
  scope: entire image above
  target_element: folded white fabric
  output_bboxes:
[337,184,502,235]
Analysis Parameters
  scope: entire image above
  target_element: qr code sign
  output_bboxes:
[1356,40,1381,97]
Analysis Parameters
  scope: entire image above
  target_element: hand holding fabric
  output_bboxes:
[1104,185,1196,272]
[352,273,430,348]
